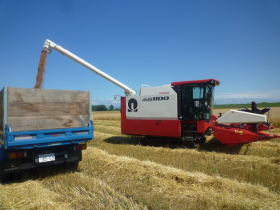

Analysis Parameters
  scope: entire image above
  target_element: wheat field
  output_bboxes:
[0,109,280,209]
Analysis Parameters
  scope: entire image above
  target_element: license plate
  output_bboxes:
[38,153,55,163]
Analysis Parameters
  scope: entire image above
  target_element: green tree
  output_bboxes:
[98,105,107,111]
[92,105,107,111]
[109,104,114,110]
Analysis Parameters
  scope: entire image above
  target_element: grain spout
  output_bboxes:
[34,49,48,89]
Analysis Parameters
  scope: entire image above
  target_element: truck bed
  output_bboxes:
[0,87,91,132]
[0,87,93,182]
[4,123,93,149]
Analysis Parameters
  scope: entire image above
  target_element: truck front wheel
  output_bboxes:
[0,172,9,183]
[0,172,23,183]
[64,161,79,172]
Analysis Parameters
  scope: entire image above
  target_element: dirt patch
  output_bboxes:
[34,49,48,89]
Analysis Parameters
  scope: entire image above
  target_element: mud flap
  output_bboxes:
[0,160,22,182]
[1,160,22,174]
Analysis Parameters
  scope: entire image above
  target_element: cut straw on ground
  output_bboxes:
[81,147,280,210]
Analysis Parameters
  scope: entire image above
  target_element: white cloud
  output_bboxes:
[92,98,121,107]
[92,90,280,106]
[215,90,280,104]
[216,90,280,99]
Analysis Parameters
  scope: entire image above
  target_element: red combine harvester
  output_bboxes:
[43,39,280,147]
[121,79,280,146]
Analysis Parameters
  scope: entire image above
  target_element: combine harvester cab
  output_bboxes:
[213,102,280,146]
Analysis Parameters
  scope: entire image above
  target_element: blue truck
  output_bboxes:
[0,87,93,182]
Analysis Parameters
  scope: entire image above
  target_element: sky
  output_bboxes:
[0,0,279,107]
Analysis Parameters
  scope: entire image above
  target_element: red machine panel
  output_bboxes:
[121,97,181,137]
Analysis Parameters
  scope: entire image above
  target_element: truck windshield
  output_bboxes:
[181,84,214,120]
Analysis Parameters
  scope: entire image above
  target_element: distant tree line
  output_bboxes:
[92,105,119,111]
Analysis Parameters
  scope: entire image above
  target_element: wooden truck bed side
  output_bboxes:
[0,87,91,132]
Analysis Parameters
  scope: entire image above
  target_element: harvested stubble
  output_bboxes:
[0,180,69,210]
[94,125,121,135]
[90,136,280,194]
[0,172,147,210]
[94,120,121,128]
[1,146,279,209]
[1,110,279,209]
[42,172,147,210]
[93,115,121,121]
[81,147,280,209]
[34,49,48,89]
[91,117,280,195]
